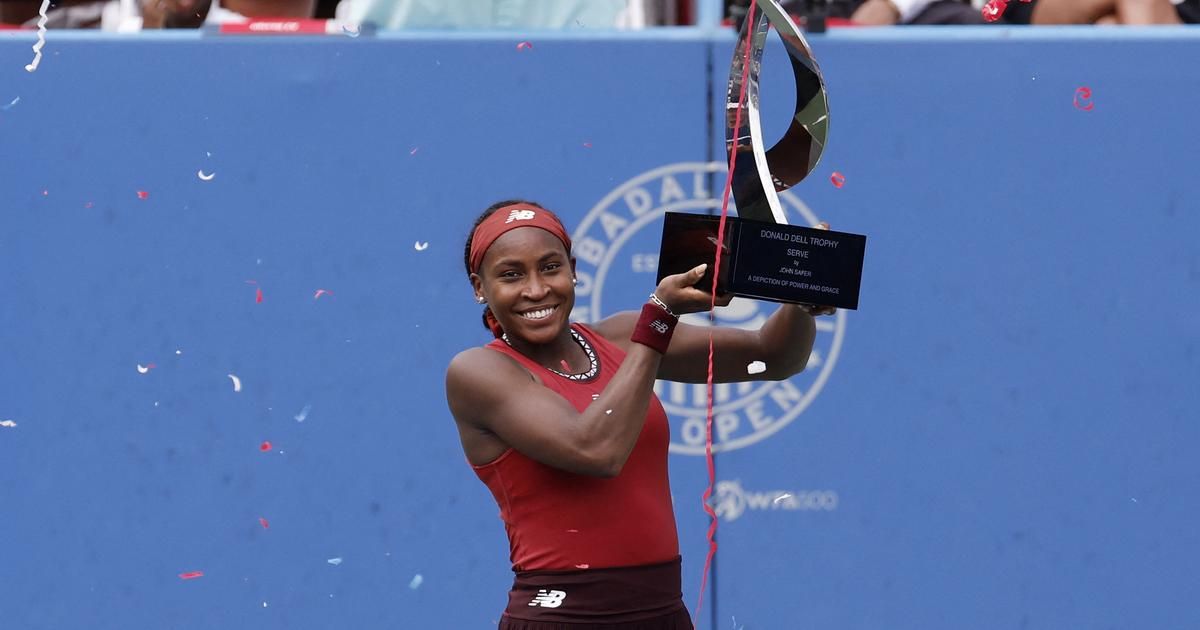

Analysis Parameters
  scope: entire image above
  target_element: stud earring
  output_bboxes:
[572,277,578,285]
[475,296,486,304]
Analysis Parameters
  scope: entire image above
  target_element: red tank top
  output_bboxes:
[473,323,680,572]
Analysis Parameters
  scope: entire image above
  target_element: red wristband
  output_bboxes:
[630,302,677,354]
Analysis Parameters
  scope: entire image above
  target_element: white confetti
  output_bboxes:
[228,374,242,392]
[2,97,19,111]
[197,170,216,181]
[294,404,311,423]
[24,0,50,72]
[262,602,268,608]
[408,574,423,590]
[327,557,343,566]
[747,361,767,375]
[773,493,792,505]
[136,364,154,374]
[414,241,429,251]
[175,350,182,355]
[342,24,360,37]
[0,420,17,428]
[605,409,612,415]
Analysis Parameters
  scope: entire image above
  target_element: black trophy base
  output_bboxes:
[656,212,865,310]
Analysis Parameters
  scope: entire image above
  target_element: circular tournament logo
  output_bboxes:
[570,162,846,455]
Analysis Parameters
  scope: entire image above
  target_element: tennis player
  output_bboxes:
[446,200,833,629]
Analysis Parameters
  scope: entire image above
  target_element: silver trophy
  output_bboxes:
[658,0,865,309]
[727,0,830,224]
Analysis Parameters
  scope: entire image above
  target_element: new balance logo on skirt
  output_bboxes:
[528,589,567,608]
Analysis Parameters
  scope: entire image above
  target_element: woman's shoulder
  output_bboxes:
[579,311,638,352]
[446,345,533,392]
[446,345,538,430]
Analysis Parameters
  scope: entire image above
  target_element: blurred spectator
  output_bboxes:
[1032,0,1199,24]
[852,0,984,24]
[7,0,314,29]
[336,0,675,30]
[726,0,984,27]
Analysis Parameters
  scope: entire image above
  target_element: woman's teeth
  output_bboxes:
[520,307,557,320]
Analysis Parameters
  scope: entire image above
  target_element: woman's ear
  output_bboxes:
[469,272,484,301]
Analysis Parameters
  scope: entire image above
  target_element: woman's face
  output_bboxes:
[472,227,575,345]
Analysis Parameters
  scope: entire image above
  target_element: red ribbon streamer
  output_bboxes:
[1073,86,1095,111]
[695,0,758,623]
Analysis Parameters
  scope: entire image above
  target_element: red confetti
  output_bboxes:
[41,190,48,196]
[1073,86,1095,111]
[259,517,270,529]
[84,201,93,208]
[260,441,272,451]
[830,172,846,188]
[574,564,589,569]
[178,571,204,580]
[981,0,1007,22]
[313,289,332,300]
[255,287,263,303]
[582,142,593,148]
[560,359,571,371]
[516,41,533,51]
[409,147,419,156]
[136,190,149,200]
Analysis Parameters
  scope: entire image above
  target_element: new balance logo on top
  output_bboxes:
[506,209,537,223]
[650,320,669,334]
[528,589,567,608]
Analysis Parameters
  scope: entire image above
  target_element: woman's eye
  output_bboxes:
[543,263,561,272]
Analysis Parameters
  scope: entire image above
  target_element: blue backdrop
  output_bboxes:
[1,27,1197,630]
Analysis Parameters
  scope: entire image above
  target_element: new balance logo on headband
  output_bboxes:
[528,589,567,608]
[506,209,537,223]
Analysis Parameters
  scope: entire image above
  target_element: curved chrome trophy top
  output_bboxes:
[727,0,829,225]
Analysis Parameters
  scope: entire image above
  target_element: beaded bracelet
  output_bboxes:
[648,293,678,319]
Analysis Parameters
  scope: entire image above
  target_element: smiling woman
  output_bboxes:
[445,199,832,629]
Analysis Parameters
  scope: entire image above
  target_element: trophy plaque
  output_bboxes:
[656,0,866,310]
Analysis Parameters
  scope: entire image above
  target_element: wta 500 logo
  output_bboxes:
[570,162,846,455]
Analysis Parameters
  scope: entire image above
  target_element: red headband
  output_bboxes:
[468,203,572,275]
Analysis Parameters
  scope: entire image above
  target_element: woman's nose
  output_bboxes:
[523,275,550,299]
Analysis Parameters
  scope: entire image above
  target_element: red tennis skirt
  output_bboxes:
[498,556,693,630]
